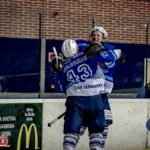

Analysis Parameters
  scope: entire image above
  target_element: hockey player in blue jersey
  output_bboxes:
[76,26,125,150]
[51,38,122,150]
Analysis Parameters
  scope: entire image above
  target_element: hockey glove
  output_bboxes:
[116,51,126,64]
[51,56,63,72]
[84,42,105,58]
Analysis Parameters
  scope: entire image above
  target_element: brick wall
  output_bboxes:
[0,0,150,44]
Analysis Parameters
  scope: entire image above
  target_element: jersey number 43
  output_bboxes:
[67,64,92,82]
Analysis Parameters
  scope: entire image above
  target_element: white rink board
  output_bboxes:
[42,99,150,150]
[0,98,150,150]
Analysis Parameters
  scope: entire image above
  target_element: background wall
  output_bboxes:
[0,0,150,43]
[0,37,149,93]
[0,0,150,95]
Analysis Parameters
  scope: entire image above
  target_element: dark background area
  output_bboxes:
[0,37,150,95]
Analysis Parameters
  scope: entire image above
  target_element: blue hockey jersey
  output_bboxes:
[76,39,119,93]
[58,46,118,96]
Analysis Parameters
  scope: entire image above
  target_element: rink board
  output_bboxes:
[0,98,150,150]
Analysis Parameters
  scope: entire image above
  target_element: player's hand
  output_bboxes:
[116,51,126,64]
[84,42,105,58]
[113,49,126,64]
[51,56,63,72]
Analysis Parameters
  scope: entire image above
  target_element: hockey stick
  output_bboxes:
[48,112,65,127]
[53,46,59,68]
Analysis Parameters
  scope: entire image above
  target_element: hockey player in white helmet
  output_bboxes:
[51,38,122,150]
[90,26,108,38]
[51,39,78,72]
[76,26,125,150]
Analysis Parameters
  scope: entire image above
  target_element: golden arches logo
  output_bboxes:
[17,123,40,150]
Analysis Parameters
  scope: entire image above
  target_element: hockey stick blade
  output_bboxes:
[48,112,65,127]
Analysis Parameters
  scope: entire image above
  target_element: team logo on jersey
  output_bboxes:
[100,51,108,58]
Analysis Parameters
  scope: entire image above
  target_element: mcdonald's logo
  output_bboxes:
[17,123,40,150]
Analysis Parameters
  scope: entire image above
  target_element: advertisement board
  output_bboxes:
[0,103,42,150]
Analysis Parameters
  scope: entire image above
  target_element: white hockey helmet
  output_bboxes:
[61,39,78,58]
[90,26,108,39]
